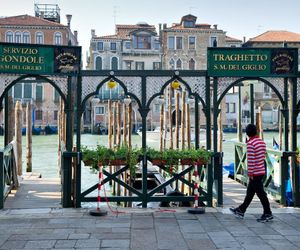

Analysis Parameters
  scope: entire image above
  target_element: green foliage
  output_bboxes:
[179,148,213,163]
[81,144,142,177]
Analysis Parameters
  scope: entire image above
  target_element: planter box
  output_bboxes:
[181,159,206,165]
[151,159,167,166]
[110,159,127,165]
[82,159,94,166]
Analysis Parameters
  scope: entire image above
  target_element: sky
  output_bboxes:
[2,0,300,68]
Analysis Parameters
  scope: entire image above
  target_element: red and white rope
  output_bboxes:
[97,163,103,211]
[193,163,199,208]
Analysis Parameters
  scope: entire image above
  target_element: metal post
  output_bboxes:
[141,76,148,208]
[237,85,242,142]
[0,151,3,209]
[4,94,9,146]
[283,78,289,151]
[62,76,73,207]
[205,76,212,206]
[250,83,254,124]
[213,77,223,206]
[75,75,82,208]
[291,77,300,206]
[194,96,199,149]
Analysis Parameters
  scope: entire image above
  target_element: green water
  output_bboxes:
[0,132,297,179]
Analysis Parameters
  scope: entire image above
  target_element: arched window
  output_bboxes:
[23,31,30,43]
[35,32,44,44]
[15,31,22,43]
[54,32,62,45]
[111,57,118,70]
[95,57,102,70]
[189,58,195,70]
[5,31,14,42]
[169,59,175,69]
[176,59,182,69]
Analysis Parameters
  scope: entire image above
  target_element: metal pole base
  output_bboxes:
[89,209,108,216]
[187,207,205,214]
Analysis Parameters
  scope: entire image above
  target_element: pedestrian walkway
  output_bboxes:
[1,175,300,249]
[1,206,300,249]
[4,173,61,209]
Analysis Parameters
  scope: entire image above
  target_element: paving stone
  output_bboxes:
[101,239,130,248]
[265,239,300,249]
[185,238,217,250]
[75,239,101,248]
[131,229,157,250]
[24,239,56,249]
[68,233,90,239]
[0,239,27,249]
[54,239,77,248]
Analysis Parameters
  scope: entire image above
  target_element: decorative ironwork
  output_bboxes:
[264,77,285,99]
[297,78,300,104]
[117,77,142,101]
[146,77,171,104]
[182,77,206,103]
[0,74,21,98]
[217,77,240,97]
[81,76,106,100]
[48,75,68,98]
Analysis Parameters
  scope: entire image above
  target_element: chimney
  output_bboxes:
[243,36,246,43]
[91,29,96,37]
[163,23,167,29]
[74,30,78,41]
[66,14,72,28]
[213,24,218,29]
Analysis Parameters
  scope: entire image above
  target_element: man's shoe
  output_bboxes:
[257,214,273,222]
[229,207,244,219]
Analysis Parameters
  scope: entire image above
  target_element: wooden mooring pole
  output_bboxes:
[15,101,22,176]
[26,102,32,172]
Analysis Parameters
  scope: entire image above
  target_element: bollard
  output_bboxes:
[188,162,205,214]
[89,162,107,216]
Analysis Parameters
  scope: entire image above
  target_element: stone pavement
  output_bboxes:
[1,206,300,249]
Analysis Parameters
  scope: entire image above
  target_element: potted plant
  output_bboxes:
[81,146,98,169]
[81,145,113,170]
[111,145,128,165]
[180,148,212,165]
[146,147,166,165]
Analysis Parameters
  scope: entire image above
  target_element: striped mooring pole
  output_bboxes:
[188,162,205,214]
[89,162,108,216]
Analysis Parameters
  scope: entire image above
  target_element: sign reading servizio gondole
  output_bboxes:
[0,43,81,75]
[207,48,298,77]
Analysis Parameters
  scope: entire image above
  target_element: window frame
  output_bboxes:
[15,31,22,43]
[135,62,145,70]
[176,37,183,50]
[95,106,105,115]
[110,42,117,51]
[54,32,63,45]
[23,31,30,43]
[168,36,175,49]
[35,31,44,44]
[5,31,14,43]
[188,36,196,49]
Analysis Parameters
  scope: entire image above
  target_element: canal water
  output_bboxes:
[0,132,298,188]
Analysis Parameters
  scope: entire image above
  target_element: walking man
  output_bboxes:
[230,124,273,222]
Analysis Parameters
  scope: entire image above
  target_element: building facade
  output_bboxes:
[87,22,161,70]
[0,3,78,130]
[161,14,242,70]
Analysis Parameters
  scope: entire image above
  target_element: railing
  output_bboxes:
[80,158,213,208]
[0,142,18,209]
[234,142,291,205]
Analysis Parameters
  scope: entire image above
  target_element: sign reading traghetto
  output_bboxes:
[0,43,81,76]
[207,48,298,77]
